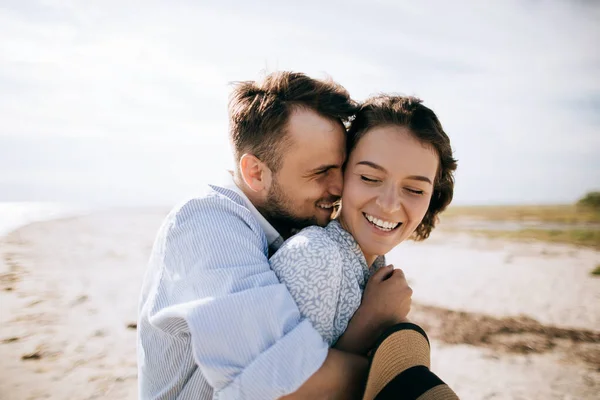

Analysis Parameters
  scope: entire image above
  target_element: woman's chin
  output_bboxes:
[359,242,395,260]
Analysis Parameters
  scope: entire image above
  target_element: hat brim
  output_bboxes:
[363,322,458,400]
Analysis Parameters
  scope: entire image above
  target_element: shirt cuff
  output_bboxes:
[216,319,329,400]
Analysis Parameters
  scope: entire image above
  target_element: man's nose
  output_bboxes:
[328,169,343,197]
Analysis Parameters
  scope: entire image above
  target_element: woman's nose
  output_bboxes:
[376,189,402,213]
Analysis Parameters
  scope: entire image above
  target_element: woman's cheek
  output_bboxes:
[401,195,423,225]
[344,178,363,205]
[415,196,431,223]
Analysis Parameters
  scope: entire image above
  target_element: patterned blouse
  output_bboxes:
[269,220,386,346]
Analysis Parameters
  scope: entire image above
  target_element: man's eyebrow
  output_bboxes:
[309,164,340,173]
[357,161,433,184]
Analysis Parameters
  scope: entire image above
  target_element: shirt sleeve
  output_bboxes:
[143,196,328,399]
[269,228,344,346]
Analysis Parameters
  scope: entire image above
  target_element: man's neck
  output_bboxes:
[257,214,294,240]
[232,172,261,209]
[231,172,292,239]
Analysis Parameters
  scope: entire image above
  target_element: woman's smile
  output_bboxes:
[362,212,402,234]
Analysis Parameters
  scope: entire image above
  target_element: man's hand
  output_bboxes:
[334,265,413,355]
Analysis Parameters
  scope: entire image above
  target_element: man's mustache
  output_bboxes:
[317,196,341,205]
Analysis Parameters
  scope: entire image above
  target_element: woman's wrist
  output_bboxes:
[336,306,385,355]
[354,306,384,337]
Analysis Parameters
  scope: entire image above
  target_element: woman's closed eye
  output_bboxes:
[405,188,424,195]
[360,175,426,195]
[360,175,381,183]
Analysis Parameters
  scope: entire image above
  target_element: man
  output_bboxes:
[137,71,411,399]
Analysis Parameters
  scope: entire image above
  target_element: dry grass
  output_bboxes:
[441,205,600,249]
[468,229,600,250]
[443,204,600,224]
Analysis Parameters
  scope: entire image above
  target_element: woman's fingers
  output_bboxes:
[371,264,395,282]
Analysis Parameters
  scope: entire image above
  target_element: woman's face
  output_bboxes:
[339,125,439,263]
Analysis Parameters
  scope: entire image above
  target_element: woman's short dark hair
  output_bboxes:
[229,71,358,172]
[347,95,457,240]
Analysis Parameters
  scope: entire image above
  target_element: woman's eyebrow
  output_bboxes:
[356,160,386,172]
[406,175,433,185]
[358,161,433,184]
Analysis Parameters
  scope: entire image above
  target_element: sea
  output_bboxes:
[0,202,95,237]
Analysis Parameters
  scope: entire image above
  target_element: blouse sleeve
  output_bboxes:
[269,228,344,346]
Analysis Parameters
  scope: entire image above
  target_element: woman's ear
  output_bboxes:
[239,153,272,193]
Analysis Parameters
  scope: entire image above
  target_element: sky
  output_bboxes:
[1,0,599,206]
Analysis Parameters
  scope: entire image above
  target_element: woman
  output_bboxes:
[270,95,458,398]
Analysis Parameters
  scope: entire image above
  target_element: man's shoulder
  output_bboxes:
[161,184,262,239]
[170,184,248,220]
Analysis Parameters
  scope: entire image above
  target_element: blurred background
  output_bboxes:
[0,1,599,399]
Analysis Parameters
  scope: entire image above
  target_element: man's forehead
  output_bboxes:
[278,142,343,175]
[276,109,345,170]
[289,144,346,172]
[286,109,344,139]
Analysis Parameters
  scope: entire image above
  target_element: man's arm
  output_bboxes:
[282,349,368,400]
[144,197,367,398]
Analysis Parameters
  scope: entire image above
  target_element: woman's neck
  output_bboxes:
[337,215,378,268]
[364,253,377,268]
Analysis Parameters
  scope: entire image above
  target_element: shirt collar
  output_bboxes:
[221,171,284,250]
[327,220,386,274]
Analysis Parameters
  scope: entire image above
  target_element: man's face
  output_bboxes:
[259,108,346,237]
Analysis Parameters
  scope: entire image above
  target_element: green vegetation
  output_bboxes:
[591,264,600,276]
[577,191,600,211]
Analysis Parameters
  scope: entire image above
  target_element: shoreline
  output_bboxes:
[0,202,97,238]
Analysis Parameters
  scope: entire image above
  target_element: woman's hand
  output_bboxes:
[363,264,413,326]
[334,265,412,355]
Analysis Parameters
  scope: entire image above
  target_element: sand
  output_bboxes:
[388,230,600,331]
[0,209,599,399]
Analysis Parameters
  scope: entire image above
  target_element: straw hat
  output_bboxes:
[363,322,459,400]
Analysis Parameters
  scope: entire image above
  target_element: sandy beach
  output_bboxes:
[1,209,599,399]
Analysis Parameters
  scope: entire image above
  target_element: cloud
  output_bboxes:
[1,0,599,204]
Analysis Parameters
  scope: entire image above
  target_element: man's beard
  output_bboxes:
[259,179,319,239]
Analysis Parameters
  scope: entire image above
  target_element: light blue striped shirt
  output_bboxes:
[137,179,329,399]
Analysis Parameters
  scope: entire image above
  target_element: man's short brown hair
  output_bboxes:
[347,95,458,240]
[229,71,358,172]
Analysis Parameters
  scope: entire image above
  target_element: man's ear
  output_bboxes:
[239,153,272,193]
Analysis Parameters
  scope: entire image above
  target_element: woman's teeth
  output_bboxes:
[364,213,400,231]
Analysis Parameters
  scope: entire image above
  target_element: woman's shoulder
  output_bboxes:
[288,224,339,247]
[273,223,342,260]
